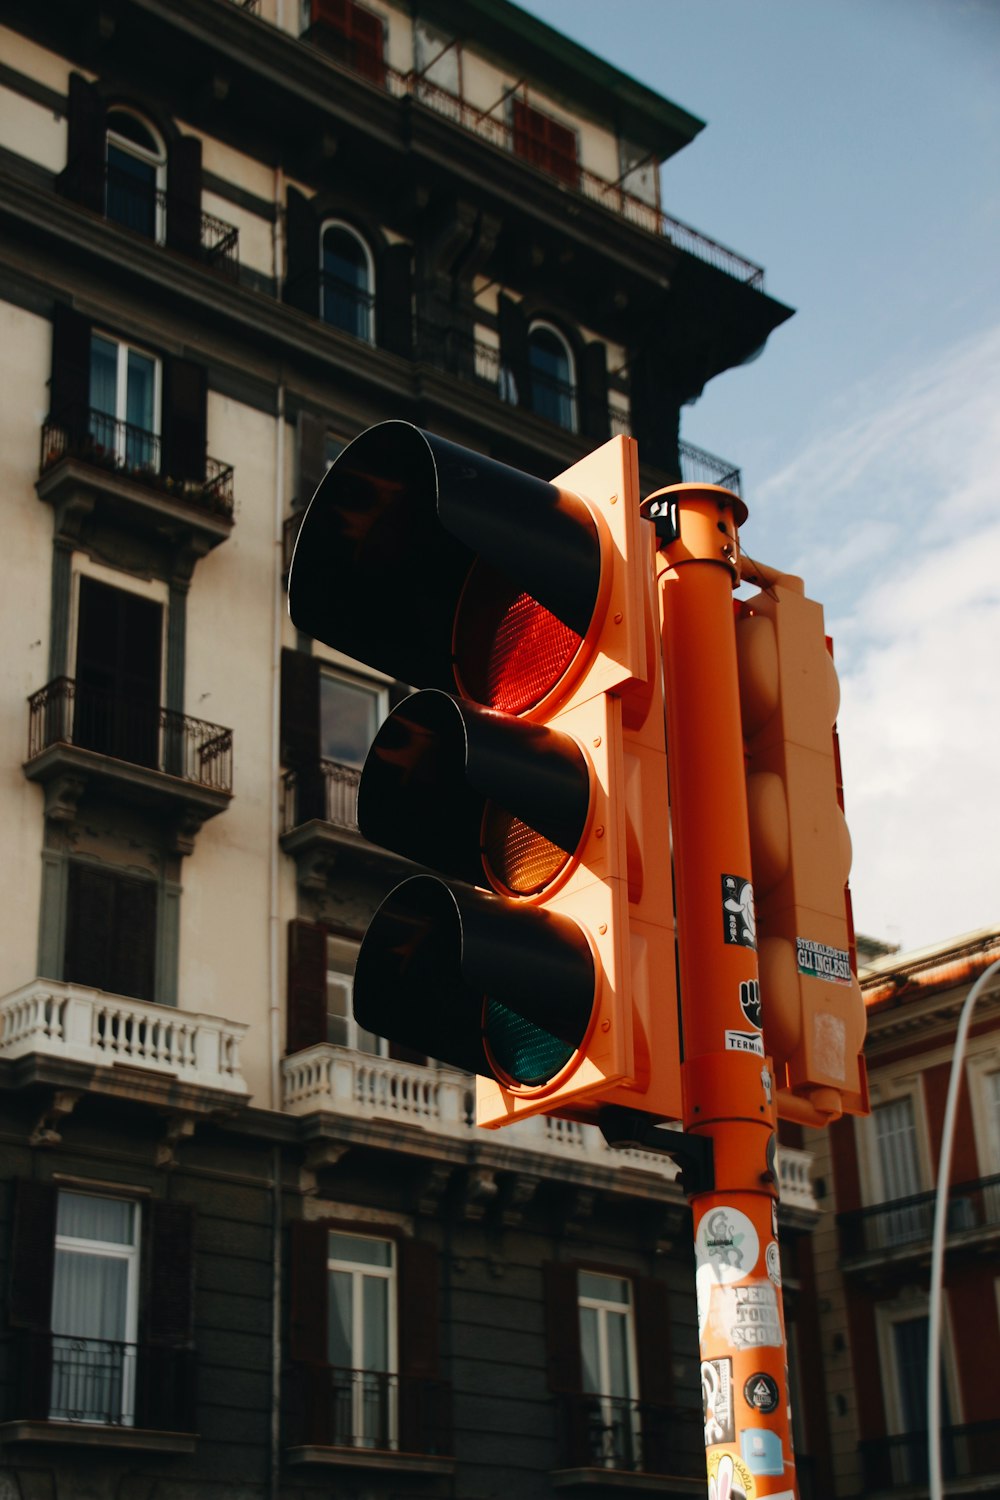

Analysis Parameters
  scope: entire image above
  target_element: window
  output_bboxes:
[326,933,382,1054]
[280,649,389,826]
[301,0,387,86]
[89,332,161,471]
[872,1096,926,1246]
[578,1271,641,1469]
[73,575,163,768]
[50,1193,140,1425]
[511,98,579,187]
[320,222,375,343]
[8,1181,196,1435]
[288,1224,447,1456]
[320,669,383,768]
[528,322,577,432]
[327,1232,397,1447]
[877,1306,959,1485]
[105,110,166,243]
[64,862,158,1002]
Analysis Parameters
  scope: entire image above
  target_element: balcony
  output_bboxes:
[25,678,233,850]
[38,409,234,565]
[287,1363,452,1472]
[552,1394,702,1484]
[0,1331,197,1453]
[280,759,410,886]
[859,1420,1000,1492]
[281,1046,818,1210]
[58,159,240,277]
[837,1174,1000,1272]
[0,979,248,1101]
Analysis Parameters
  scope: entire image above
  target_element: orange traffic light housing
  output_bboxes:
[735,570,869,1121]
[289,422,680,1128]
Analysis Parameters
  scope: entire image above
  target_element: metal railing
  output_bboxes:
[40,408,234,519]
[288,1363,452,1455]
[678,438,743,494]
[9,1330,197,1431]
[555,1393,702,1476]
[59,160,239,275]
[859,1420,1000,1488]
[282,759,361,831]
[838,1172,1000,1259]
[28,677,234,795]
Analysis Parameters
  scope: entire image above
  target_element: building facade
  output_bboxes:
[808,929,1000,1497]
[0,3,808,1498]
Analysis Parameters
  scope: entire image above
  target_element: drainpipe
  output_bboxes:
[269,165,286,1113]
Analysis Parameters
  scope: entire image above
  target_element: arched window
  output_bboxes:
[105,109,166,242]
[528,321,577,431]
[320,221,375,343]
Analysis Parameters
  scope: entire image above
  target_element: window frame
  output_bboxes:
[527,319,578,432]
[89,329,163,471]
[104,107,167,245]
[326,930,386,1056]
[325,1229,399,1449]
[319,219,376,344]
[318,665,388,771]
[577,1269,642,1469]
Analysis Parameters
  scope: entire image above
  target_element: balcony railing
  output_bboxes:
[59,159,239,275]
[282,760,360,832]
[10,1330,197,1432]
[555,1393,702,1477]
[41,408,235,520]
[288,1363,452,1457]
[838,1173,1000,1260]
[678,438,743,495]
[28,677,234,794]
[285,270,376,342]
[0,979,248,1093]
[859,1420,1000,1489]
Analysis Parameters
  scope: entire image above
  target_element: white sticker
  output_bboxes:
[814,1012,847,1080]
[726,1029,765,1056]
[696,1207,760,1285]
[715,1281,783,1349]
[765,1240,782,1287]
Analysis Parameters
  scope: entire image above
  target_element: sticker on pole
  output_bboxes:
[722,875,756,950]
[708,1451,755,1500]
[796,936,851,984]
[696,1207,760,1285]
[726,1029,764,1056]
[743,1371,779,1414]
[715,1281,783,1349]
[701,1357,734,1446]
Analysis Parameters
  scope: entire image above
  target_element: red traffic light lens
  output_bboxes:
[454,560,583,714]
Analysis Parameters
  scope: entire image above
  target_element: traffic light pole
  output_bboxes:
[642,486,799,1498]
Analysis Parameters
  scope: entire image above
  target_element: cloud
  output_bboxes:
[753,324,1000,951]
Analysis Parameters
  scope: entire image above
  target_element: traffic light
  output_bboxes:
[288,421,680,1128]
[735,572,868,1120]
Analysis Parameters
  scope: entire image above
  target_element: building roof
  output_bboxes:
[860,926,1000,1010]
[417,0,706,161]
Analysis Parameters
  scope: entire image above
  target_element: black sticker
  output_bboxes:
[743,1372,779,1414]
[740,977,762,1030]
[722,875,756,950]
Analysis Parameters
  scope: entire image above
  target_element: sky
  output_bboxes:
[518,0,1000,955]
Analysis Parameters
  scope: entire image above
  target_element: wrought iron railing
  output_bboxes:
[9,1330,196,1431]
[288,1363,452,1455]
[286,270,377,341]
[838,1172,1000,1259]
[282,759,360,831]
[40,408,234,519]
[28,677,234,795]
[58,160,239,274]
[678,438,743,495]
[555,1393,702,1476]
[859,1420,1000,1488]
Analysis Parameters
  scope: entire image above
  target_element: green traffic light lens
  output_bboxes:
[484,997,577,1086]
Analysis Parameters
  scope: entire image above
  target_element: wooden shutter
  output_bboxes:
[376,242,413,358]
[147,1200,196,1345]
[287,918,329,1054]
[114,875,158,1003]
[280,648,320,768]
[634,1277,673,1405]
[288,1219,331,1445]
[166,135,203,260]
[64,73,106,214]
[49,302,92,440]
[580,340,611,442]
[399,1238,446,1454]
[512,100,579,186]
[542,1261,582,1393]
[284,187,319,316]
[9,1180,57,1421]
[297,410,329,507]
[498,294,530,409]
[162,357,207,482]
[65,863,157,1002]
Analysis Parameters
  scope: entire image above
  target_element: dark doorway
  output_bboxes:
[75,577,162,768]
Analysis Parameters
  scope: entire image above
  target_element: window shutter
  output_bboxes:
[64,863,117,990]
[512,100,578,187]
[399,1238,447,1455]
[289,1219,329,1363]
[634,1277,672,1405]
[498,294,530,409]
[280,648,320,768]
[162,358,208,483]
[64,73,107,214]
[166,135,203,260]
[49,302,92,441]
[376,242,413,359]
[580,340,610,442]
[542,1261,582,1393]
[284,188,319,316]
[297,410,329,507]
[147,1200,196,1345]
[113,874,158,1003]
[348,2,386,86]
[9,1180,56,1421]
[287,918,329,1054]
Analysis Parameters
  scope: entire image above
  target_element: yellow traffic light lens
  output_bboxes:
[482,804,571,896]
[454,561,583,713]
